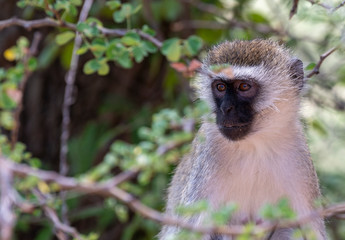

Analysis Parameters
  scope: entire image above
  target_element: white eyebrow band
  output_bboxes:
[211,76,257,83]
[198,65,261,83]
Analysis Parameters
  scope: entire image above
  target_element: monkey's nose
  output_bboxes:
[221,105,233,115]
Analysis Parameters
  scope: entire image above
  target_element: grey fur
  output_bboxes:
[159,40,326,240]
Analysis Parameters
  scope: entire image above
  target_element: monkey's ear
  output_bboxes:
[289,58,305,90]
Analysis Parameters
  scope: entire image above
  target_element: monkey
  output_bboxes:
[159,39,327,240]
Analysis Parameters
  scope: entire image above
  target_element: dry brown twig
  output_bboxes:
[32,189,82,240]
[0,17,162,48]
[306,0,345,12]
[0,157,16,240]
[11,32,43,148]
[290,0,300,19]
[333,0,345,12]
[306,47,337,78]
[59,0,94,232]
[3,157,345,238]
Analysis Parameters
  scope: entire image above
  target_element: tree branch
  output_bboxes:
[11,32,43,148]
[0,17,162,48]
[333,0,345,12]
[59,0,94,232]
[0,17,57,30]
[33,189,82,240]
[289,0,300,19]
[306,47,337,78]
[4,157,345,238]
[0,157,16,240]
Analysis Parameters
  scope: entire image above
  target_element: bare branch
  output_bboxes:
[59,0,94,232]
[332,0,345,12]
[0,157,16,240]
[290,0,300,19]
[11,32,43,148]
[4,157,345,237]
[306,0,333,10]
[0,17,163,48]
[306,47,337,78]
[306,0,345,12]
[33,189,82,240]
[0,17,57,30]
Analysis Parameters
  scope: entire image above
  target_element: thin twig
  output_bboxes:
[265,223,277,240]
[11,32,42,148]
[306,0,332,10]
[0,17,62,30]
[59,0,94,232]
[5,158,345,237]
[307,0,345,12]
[0,17,163,48]
[43,0,62,23]
[0,157,16,240]
[290,0,300,19]
[306,47,337,78]
[332,0,345,12]
[33,189,82,240]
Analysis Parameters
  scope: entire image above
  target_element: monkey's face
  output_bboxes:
[211,78,259,141]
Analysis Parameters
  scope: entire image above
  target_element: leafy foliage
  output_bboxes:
[1,0,345,239]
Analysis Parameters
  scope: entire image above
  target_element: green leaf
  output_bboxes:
[0,111,14,130]
[305,62,316,70]
[115,50,132,68]
[106,0,121,10]
[131,4,142,14]
[55,31,75,45]
[211,203,238,225]
[105,41,126,60]
[247,12,269,23]
[0,91,17,109]
[132,45,146,63]
[113,3,132,23]
[121,32,141,46]
[0,68,6,80]
[17,1,26,8]
[91,39,107,58]
[142,25,156,36]
[176,200,209,216]
[98,60,110,76]
[114,204,128,222]
[17,37,29,49]
[184,36,203,56]
[113,11,126,23]
[76,22,99,38]
[121,3,132,17]
[76,45,89,55]
[70,0,82,6]
[27,57,37,71]
[83,59,101,75]
[143,41,157,53]
[116,50,132,68]
[69,5,78,16]
[161,38,181,62]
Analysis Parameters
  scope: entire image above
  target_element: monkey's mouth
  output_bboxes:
[221,123,249,129]
[218,123,251,141]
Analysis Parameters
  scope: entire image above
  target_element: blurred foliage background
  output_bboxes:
[1,0,345,239]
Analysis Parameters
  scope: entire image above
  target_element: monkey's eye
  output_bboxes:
[216,83,226,92]
[238,83,251,91]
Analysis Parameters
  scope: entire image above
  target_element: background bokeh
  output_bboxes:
[1,0,345,239]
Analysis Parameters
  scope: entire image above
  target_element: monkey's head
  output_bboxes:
[198,39,304,141]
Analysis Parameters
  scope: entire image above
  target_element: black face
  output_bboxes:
[211,78,259,141]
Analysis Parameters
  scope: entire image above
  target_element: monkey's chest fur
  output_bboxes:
[191,124,311,223]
